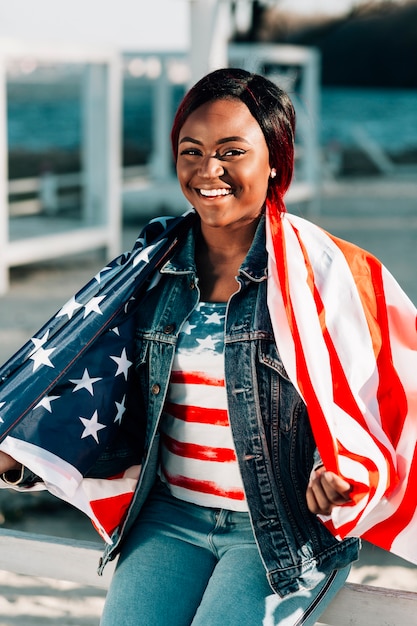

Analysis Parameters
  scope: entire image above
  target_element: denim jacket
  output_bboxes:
[99,215,359,597]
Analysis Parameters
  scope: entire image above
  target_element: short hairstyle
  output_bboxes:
[171,67,296,212]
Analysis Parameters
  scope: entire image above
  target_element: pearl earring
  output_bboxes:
[270,168,277,179]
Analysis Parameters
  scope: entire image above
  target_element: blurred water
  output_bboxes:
[6,81,417,161]
[320,87,417,153]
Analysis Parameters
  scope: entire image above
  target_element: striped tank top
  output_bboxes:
[159,301,248,511]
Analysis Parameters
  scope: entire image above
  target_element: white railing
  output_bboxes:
[0,40,122,294]
[0,528,416,625]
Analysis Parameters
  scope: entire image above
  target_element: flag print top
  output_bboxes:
[159,302,248,511]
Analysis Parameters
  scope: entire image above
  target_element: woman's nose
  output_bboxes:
[198,155,224,178]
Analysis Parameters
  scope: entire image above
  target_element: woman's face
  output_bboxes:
[176,98,271,230]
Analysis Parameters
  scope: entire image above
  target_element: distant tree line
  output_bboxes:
[233,0,417,88]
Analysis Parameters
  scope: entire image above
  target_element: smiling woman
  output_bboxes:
[2,66,416,626]
[98,68,360,625]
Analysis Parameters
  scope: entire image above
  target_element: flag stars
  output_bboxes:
[196,335,219,351]
[30,346,56,371]
[83,296,106,318]
[29,330,50,356]
[56,296,82,320]
[35,395,60,413]
[114,395,127,424]
[124,296,135,313]
[110,349,132,380]
[132,243,157,267]
[70,368,102,395]
[79,410,106,443]
[204,311,225,325]
[182,320,197,335]
[94,266,112,284]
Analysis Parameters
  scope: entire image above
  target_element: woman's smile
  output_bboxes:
[197,187,233,198]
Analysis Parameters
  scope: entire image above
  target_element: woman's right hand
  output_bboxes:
[0,451,21,474]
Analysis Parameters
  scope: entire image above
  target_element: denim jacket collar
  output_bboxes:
[161,211,268,283]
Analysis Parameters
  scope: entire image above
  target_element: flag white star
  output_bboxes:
[182,320,197,335]
[70,368,102,395]
[79,410,106,443]
[150,216,170,229]
[94,266,112,284]
[114,395,127,424]
[30,346,56,371]
[83,296,106,318]
[132,243,157,267]
[110,348,132,380]
[0,402,4,423]
[56,296,83,320]
[111,326,120,336]
[29,330,50,356]
[204,312,224,325]
[124,296,136,313]
[34,395,60,412]
[196,335,218,350]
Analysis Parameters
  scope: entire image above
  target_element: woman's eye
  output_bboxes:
[180,148,201,156]
[221,148,246,158]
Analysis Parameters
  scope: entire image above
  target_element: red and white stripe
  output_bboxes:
[160,368,247,511]
[0,434,141,543]
[266,207,417,564]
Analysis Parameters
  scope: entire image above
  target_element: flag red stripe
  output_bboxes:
[363,445,417,549]
[268,210,338,472]
[162,467,245,501]
[170,370,225,386]
[90,491,134,536]
[164,401,229,426]
[329,233,409,450]
[162,432,236,462]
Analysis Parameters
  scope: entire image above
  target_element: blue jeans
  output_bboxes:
[100,480,350,626]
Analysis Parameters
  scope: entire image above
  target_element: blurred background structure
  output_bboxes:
[0,1,416,623]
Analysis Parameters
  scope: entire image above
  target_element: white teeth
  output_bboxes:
[199,188,231,197]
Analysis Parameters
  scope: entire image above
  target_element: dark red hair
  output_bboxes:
[171,67,296,214]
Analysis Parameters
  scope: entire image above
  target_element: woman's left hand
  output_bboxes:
[306,466,352,515]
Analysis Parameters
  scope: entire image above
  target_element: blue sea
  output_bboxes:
[6,76,417,163]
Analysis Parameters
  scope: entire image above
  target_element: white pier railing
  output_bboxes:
[0,40,122,294]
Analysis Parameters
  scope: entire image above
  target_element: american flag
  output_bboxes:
[266,207,417,565]
[0,209,195,543]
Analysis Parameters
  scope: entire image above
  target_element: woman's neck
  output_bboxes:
[195,220,259,302]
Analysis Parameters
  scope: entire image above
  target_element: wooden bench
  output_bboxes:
[0,528,416,625]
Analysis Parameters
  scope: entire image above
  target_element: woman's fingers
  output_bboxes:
[0,451,21,474]
[306,468,352,515]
